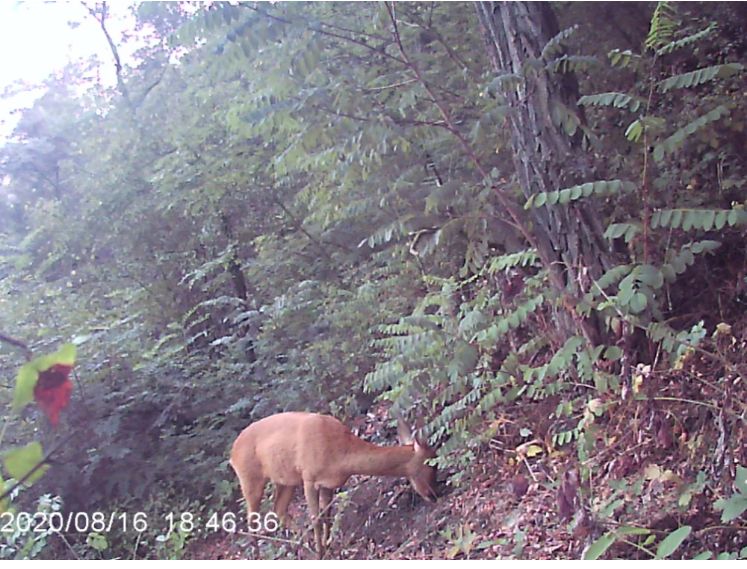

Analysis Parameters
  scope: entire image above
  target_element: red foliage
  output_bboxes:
[33,363,73,427]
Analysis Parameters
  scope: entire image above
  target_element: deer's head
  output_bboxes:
[398,420,438,502]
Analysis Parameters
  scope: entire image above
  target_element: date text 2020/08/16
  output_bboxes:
[0,510,279,537]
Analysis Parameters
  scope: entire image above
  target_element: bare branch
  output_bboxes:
[0,332,32,360]
[82,1,132,108]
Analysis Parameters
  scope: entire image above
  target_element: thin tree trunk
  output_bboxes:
[221,213,256,362]
[220,213,250,302]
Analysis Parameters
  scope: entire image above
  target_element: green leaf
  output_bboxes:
[714,495,747,523]
[653,145,664,162]
[541,25,579,60]
[12,344,77,412]
[701,209,715,231]
[584,532,616,560]
[55,343,76,366]
[524,180,634,209]
[87,532,109,551]
[33,343,77,372]
[578,92,642,112]
[618,284,634,306]
[714,211,728,230]
[629,292,648,314]
[657,64,744,93]
[3,442,49,485]
[635,265,663,288]
[604,346,623,361]
[0,474,8,512]
[12,363,39,412]
[605,222,640,243]
[653,106,730,161]
[625,119,643,142]
[616,526,652,537]
[735,465,747,495]
[661,264,676,282]
[655,526,691,559]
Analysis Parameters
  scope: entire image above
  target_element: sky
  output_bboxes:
[0,1,139,136]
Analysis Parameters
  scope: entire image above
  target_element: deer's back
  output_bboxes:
[231,412,356,487]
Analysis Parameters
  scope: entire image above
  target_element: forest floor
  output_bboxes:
[184,324,747,561]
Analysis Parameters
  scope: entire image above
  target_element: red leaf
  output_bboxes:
[33,364,73,426]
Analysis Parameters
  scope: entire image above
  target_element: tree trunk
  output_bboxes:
[220,213,250,302]
[476,1,614,345]
[221,212,256,362]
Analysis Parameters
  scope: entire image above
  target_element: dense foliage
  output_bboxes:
[0,1,745,560]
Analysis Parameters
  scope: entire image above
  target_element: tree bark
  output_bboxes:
[476,1,614,344]
[220,213,250,302]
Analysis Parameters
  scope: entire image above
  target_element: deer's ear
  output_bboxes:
[413,437,435,456]
[397,418,414,445]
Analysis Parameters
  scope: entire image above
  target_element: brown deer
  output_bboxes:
[229,411,437,556]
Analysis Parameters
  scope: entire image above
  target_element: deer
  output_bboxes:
[229,411,437,557]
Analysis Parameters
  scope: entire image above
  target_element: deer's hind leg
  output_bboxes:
[272,483,295,525]
[229,461,267,557]
[237,474,266,515]
[230,458,267,523]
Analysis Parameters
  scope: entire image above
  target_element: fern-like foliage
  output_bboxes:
[650,208,747,231]
[365,251,552,468]
[652,105,731,161]
[656,22,717,56]
[524,180,636,209]
[661,241,721,283]
[358,218,411,249]
[487,248,539,272]
[608,49,644,70]
[546,55,599,74]
[541,25,579,60]
[657,64,743,93]
[578,92,643,113]
[646,2,677,52]
[487,72,523,95]
[604,222,642,244]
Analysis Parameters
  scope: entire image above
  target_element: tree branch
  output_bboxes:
[0,332,32,360]
[82,1,132,108]
[244,3,408,66]
[384,3,531,244]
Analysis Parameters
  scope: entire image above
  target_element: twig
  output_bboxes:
[244,3,408,66]
[132,530,143,560]
[364,77,418,91]
[237,529,303,548]
[0,332,33,360]
[640,53,659,265]
[81,1,132,108]
[521,454,538,482]
[53,530,81,560]
[270,195,335,261]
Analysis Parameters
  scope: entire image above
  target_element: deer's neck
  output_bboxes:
[341,439,414,478]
